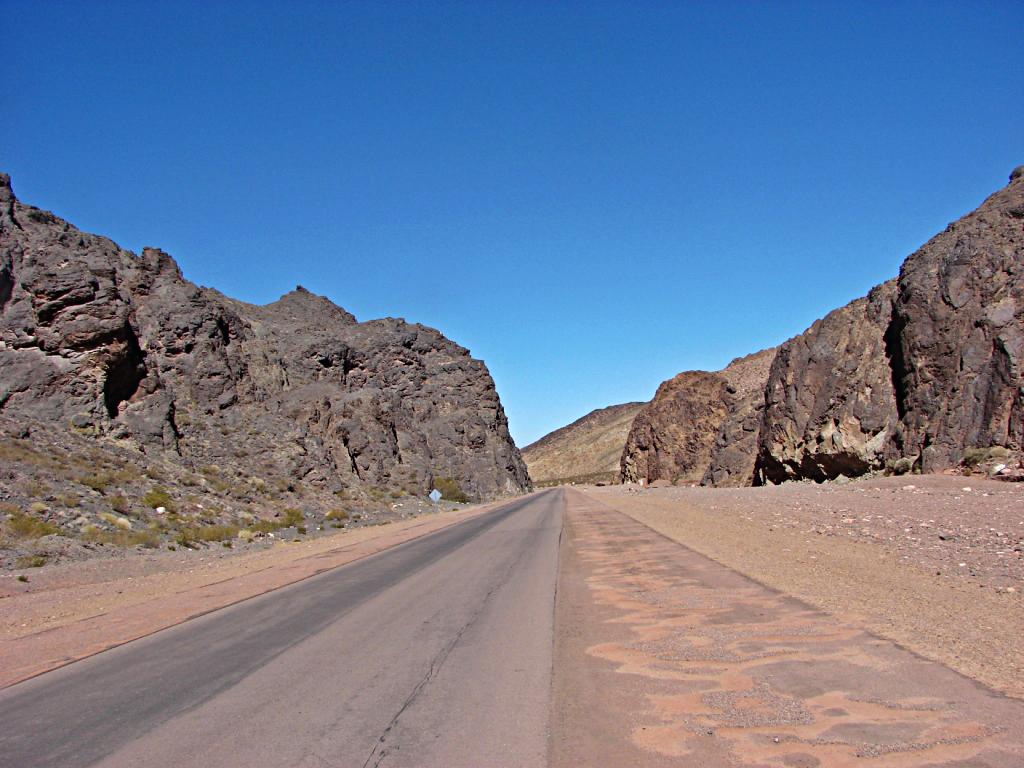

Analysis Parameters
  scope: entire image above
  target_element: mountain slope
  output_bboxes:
[522,402,644,484]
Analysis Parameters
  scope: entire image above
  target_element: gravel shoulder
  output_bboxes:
[586,475,1024,698]
[0,498,507,689]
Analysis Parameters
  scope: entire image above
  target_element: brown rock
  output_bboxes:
[702,348,777,486]
[620,371,731,485]
[754,282,899,484]
[889,167,1024,471]
[0,173,529,502]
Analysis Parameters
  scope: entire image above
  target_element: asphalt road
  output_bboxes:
[0,489,564,768]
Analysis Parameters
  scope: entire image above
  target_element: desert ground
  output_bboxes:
[2,481,1023,766]
[586,475,1024,698]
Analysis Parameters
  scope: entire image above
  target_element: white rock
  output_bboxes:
[962,487,972,492]
[155,506,166,515]
[991,464,1007,475]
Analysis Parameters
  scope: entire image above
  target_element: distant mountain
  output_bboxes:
[522,403,644,485]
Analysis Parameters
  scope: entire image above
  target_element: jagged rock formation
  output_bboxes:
[889,167,1024,471]
[701,348,779,486]
[0,173,529,501]
[522,402,643,484]
[755,167,1023,482]
[754,282,899,484]
[622,167,1023,487]
[620,349,776,486]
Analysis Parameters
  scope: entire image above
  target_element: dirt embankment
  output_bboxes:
[587,475,1024,698]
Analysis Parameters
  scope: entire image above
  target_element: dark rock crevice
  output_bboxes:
[102,322,147,418]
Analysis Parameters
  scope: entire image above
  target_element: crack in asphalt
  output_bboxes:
[360,527,537,768]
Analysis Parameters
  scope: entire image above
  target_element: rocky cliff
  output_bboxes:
[522,402,644,484]
[620,349,776,486]
[754,282,899,484]
[755,166,1023,482]
[0,173,529,502]
[622,167,1023,487]
[889,167,1024,471]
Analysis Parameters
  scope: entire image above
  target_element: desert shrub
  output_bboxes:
[175,523,239,546]
[250,519,285,534]
[962,446,1009,468]
[325,509,349,521]
[889,457,915,475]
[281,508,304,527]
[109,495,131,514]
[79,473,111,493]
[99,512,133,530]
[61,494,81,508]
[16,555,48,568]
[142,486,174,510]
[83,528,160,548]
[144,465,167,481]
[432,476,470,503]
[962,447,989,467]
[4,512,60,539]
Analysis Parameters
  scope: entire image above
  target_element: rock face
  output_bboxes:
[624,167,1023,487]
[702,348,778,486]
[889,167,1024,471]
[0,173,529,501]
[755,167,1024,482]
[522,402,644,484]
[754,282,899,484]
[620,349,775,486]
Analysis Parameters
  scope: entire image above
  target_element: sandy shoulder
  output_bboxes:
[0,498,509,689]
[587,476,1024,699]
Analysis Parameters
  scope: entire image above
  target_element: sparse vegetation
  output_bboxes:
[962,445,1010,467]
[83,528,160,548]
[251,519,285,534]
[98,511,133,530]
[16,555,48,568]
[142,486,174,510]
[281,508,304,527]
[3,511,60,539]
[175,523,240,546]
[79,473,110,493]
[432,476,470,503]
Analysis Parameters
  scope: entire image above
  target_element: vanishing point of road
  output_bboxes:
[2,488,1023,767]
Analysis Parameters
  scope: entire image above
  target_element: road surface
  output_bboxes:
[3,487,1024,767]
[0,490,563,768]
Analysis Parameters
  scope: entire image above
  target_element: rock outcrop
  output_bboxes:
[521,402,644,484]
[0,173,529,502]
[889,167,1024,471]
[623,167,1023,487]
[755,167,1023,482]
[620,349,775,486]
[754,282,899,484]
[701,348,778,486]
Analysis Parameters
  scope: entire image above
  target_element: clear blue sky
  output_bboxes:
[5,1,1022,447]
